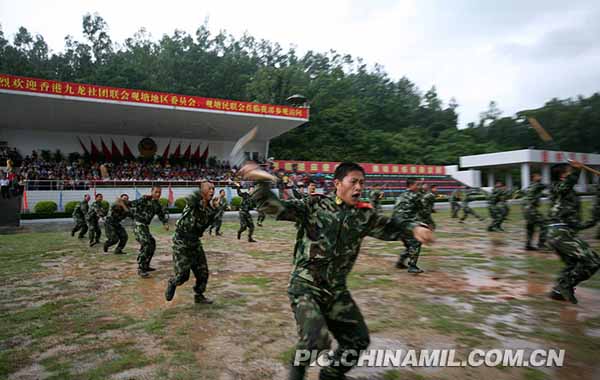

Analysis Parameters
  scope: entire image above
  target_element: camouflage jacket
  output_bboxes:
[449,190,461,203]
[213,197,228,218]
[419,191,436,218]
[393,190,422,221]
[369,190,383,209]
[548,168,590,229]
[106,202,131,225]
[488,188,511,206]
[523,182,547,210]
[292,187,306,199]
[252,183,419,292]
[173,191,216,246]
[72,200,89,219]
[87,200,106,221]
[237,187,254,213]
[130,196,169,226]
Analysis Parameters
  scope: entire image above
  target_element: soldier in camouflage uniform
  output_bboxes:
[71,194,91,238]
[131,186,169,277]
[103,194,131,254]
[449,189,462,218]
[236,184,256,242]
[165,182,216,304]
[487,181,512,232]
[209,189,227,236]
[87,193,106,247]
[592,185,600,239]
[394,179,426,273]
[546,161,599,304]
[240,162,432,380]
[522,173,548,250]
[368,184,384,213]
[419,184,437,230]
[459,188,485,223]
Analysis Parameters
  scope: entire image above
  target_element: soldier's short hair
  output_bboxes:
[406,179,416,187]
[431,184,437,189]
[334,162,365,181]
[551,163,569,182]
[95,193,103,199]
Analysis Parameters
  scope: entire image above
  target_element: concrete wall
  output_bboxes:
[445,165,481,188]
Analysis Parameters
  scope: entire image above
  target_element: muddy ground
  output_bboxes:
[1,205,600,380]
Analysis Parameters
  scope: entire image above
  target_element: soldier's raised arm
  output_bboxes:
[367,212,433,243]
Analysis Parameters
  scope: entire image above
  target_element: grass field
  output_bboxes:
[1,205,600,380]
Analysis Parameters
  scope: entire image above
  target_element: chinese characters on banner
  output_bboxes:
[272,160,446,175]
[0,74,309,119]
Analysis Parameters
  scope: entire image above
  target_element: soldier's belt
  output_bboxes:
[547,223,568,228]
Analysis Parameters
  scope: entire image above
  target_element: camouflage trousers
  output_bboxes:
[460,206,482,221]
[399,237,422,267]
[209,214,223,234]
[524,207,546,247]
[450,202,461,218]
[104,222,128,251]
[238,211,254,237]
[87,217,101,244]
[72,216,88,238]
[257,210,266,225]
[288,285,370,378]
[134,223,156,270]
[168,241,209,296]
[488,203,509,230]
[547,226,600,290]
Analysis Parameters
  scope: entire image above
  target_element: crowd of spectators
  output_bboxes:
[4,149,327,192]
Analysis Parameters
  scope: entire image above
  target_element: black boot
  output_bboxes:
[137,268,149,278]
[237,230,242,240]
[408,265,424,274]
[248,237,257,243]
[103,243,109,253]
[525,245,538,251]
[395,254,409,269]
[555,285,578,304]
[194,294,213,304]
[165,280,177,301]
[114,247,125,255]
[288,365,307,380]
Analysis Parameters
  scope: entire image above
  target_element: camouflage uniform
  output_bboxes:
[419,191,436,230]
[257,210,266,226]
[460,191,484,222]
[393,190,423,270]
[209,197,228,235]
[487,188,511,231]
[368,189,384,213]
[237,187,255,241]
[251,183,419,379]
[130,196,169,271]
[292,187,306,199]
[592,186,600,239]
[104,202,131,254]
[522,181,547,248]
[71,200,89,238]
[87,200,106,245]
[167,191,216,301]
[449,190,461,218]
[546,168,600,303]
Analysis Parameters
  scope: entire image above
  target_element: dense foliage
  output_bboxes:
[1,14,599,164]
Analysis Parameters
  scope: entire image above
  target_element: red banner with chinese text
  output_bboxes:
[272,160,446,176]
[0,73,309,119]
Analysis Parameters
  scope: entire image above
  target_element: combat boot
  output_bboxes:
[248,237,257,243]
[556,285,578,304]
[146,267,157,272]
[549,289,565,301]
[395,254,409,269]
[407,265,424,274]
[165,280,177,301]
[288,365,306,380]
[103,243,109,253]
[114,248,125,255]
[194,294,213,304]
[137,268,149,278]
[525,245,538,251]
[237,230,242,240]
[71,229,76,237]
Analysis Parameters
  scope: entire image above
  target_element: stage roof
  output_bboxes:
[0,74,309,141]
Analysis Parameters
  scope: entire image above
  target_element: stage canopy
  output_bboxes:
[0,74,309,142]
